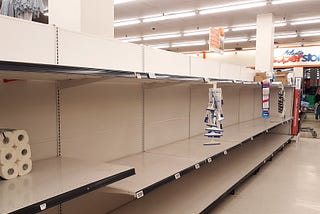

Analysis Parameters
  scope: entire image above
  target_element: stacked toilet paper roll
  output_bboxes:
[0,129,32,180]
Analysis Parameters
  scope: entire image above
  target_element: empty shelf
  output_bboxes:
[107,117,291,198]
[106,153,203,197]
[111,134,292,214]
[0,157,135,214]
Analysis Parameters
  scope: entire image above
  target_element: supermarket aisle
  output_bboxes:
[211,138,320,214]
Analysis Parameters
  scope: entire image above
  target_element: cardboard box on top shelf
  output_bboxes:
[254,72,267,82]
[275,72,289,85]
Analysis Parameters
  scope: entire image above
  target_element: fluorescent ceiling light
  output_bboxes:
[183,29,209,37]
[271,0,304,5]
[143,33,181,41]
[274,21,287,27]
[224,37,248,43]
[149,44,170,49]
[232,24,256,31]
[143,11,196,23]
[172,41,207,48]
[199,1,267,15]
[300,31,320,37]
[114,0,136,5]
[232,21,286,31]
[118,37,142,42]
[274,33,297,39]
[290,18,320,25]
[114,19,141,27]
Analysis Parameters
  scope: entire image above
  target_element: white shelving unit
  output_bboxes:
[0,16,295,214]
[0,158,134,214]
[107,117,292,197]
[111,134,292,214]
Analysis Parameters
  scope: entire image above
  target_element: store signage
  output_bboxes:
[274,46,320,66]
[209,27,224,54]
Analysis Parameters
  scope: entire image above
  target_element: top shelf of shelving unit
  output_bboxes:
[0,60,294,88]
[105,117,292,199]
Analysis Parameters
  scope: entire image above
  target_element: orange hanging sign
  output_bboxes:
[209,27,224,54]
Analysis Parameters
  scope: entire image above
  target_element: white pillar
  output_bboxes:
[49,0,114,38]
[255,13,274,72]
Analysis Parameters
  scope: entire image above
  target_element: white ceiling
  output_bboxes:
[114,0,320,52]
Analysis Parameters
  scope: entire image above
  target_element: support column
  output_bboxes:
[255,13,274,72]
[49,0,114,38]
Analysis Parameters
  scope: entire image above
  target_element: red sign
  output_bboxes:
[291,89,300,135]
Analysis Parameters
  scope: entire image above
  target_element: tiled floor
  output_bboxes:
[211,137,320,214]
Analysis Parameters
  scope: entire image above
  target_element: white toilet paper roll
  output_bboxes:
[12,130,29,146]
[16,159,32,176]
[0,163,19,180]
[0,131,15,148]
[0,148,17,165]
[14,144,31,161]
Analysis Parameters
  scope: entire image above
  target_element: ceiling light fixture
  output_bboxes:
[114,19,141,27]
[118,37,142,43]
[290,17,320,25]
[143,33,182,41]
[274,33,297,39]
[232,24,256,31]
[149,44,170,49]
[183,29,209,37]
[300,31,320,37]
[224,37,248,43]
[114,0,136,5]
[199,1,267,15]
[171,41,207,48]
[274,21,287,27]
[143,11,196,23]
[271,0,304,5]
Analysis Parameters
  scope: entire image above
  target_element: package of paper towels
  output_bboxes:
[0,129,32,180]
[0,163,19,180]
[0,147,17,165]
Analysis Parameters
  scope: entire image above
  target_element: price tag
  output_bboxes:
[40,203,47,211]
[174,173,181,179]
[204,77,210,83]
[264,160,267,164]
[266,129,269,133]
[251,137,254,140]
[195,164,200,169]
[207,157,212,163]
[148,73,156,79]
[224,150,228,155]
[136,191,144,199]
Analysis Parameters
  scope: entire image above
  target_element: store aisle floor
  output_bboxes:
[300,113,320,139]
[211,138,320,214]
